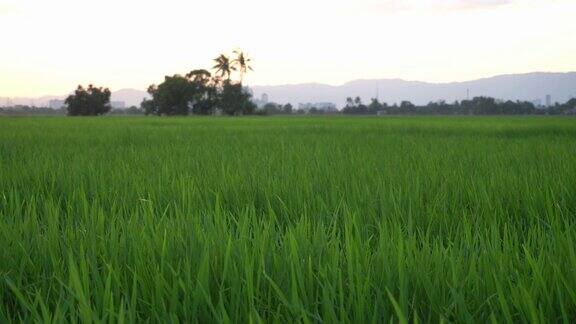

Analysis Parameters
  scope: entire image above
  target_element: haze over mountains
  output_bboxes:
[2,72,575,108]
[251,72,576,107]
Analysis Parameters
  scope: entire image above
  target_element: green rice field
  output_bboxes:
[1,116,575,323]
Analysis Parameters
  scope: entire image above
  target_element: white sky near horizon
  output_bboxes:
[1,0,575,97]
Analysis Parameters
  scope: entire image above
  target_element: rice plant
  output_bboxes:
[0,116,575,323]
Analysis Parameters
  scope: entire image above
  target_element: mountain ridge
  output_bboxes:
[251,72,576,107]
[2,72,575,108]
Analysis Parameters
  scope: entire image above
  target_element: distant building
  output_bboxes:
[546,95,552,107]
[111,101,126,109]
[48,99,65,109]
[298,102,337,113]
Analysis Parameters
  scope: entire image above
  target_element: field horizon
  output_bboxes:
[1,116,575,322]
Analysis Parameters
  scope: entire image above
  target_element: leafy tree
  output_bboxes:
[185,69,211,83]
[125,106,143,114]
[262,102,282,115]
[186,69,219,115]
[259,102,292,115]
[342,97,369,114]
[471,97,497,115]
[149,75,197,115]
[345,97,354,108]
[140,49,255,117]
[282,103,293,114]
[564,98,576,115]
[65,85,111,116]
[141,99,157,115]
[368,98,384,114]
[399,101,416,114]
[425,100,452,115]
[145,73,220,116]
[340,96,548,115]
[141,85,160,115]
[546,98,576,115]
[219,81,256,116]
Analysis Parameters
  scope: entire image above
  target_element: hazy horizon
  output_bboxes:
[1,0,576,97]
[0,71,573,99]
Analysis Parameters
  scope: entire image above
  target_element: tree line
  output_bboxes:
[339,96,576,115]
[250,96,576,116]
[0,106,66,116]
[6,94,575,117]
[21,52,576,117]
[64,51,256,116]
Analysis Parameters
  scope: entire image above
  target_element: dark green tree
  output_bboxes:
[342,96,369,114]
[399,101,416,114]
[186,69,219,115]
[141,99,157,115]
[146,75,199,115]
[219,81,256,116]
[368,98,384,114]
[282,103,293,114]
[65,85,111,116]
[141,50,256,117]
[125,106,143,114]
[345,97,354,108]
[262,102,281,115]
[309,107,324,115]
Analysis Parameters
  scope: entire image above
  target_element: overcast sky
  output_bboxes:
[1,0,575,97]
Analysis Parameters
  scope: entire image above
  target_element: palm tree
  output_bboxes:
[345,97,354,107]
[212,54,235,81]
[232,50,253,84]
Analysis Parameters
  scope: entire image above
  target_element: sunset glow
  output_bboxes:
[1,0,575,96]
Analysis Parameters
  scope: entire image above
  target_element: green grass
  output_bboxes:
[0,116,575,323]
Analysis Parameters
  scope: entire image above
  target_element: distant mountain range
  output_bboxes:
[251,72,576,107]
[2,72,575,108]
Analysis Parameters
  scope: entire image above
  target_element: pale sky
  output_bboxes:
[1,0,575,97]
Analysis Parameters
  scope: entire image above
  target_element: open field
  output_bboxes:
[1,116,575,322]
